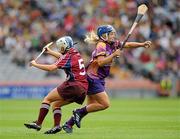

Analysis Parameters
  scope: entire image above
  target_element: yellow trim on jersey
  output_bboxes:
[96,42,106,49]
[96,42,106,57]
[96,52,106,56]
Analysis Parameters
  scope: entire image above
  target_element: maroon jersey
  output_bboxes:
[55,48,88,90]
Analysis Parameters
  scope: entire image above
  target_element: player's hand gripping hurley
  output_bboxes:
[34,42,53,61]
[120,4,148,50]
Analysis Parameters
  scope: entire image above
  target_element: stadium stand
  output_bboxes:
[0,0,179,97]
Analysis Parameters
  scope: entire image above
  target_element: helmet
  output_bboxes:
[97,25,116,41]
[56,36,74,53]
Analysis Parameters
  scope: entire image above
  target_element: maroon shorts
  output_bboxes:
[57,81,87,104]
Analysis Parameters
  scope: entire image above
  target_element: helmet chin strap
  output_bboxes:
[100,33,109,41]
[100,33,115,44]
[63,48,70,54]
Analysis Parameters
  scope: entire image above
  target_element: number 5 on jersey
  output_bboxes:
[78,59,86,75]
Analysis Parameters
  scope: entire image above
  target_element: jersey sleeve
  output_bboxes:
[95,42,106,57]
[113,40,122,49]
[55,54,71,69]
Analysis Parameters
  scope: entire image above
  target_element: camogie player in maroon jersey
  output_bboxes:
[24,36,88,134]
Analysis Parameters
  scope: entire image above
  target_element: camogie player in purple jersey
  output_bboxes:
[62,25,152,133]
[24,36,88,134]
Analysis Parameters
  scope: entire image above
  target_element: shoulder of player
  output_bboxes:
[96,41,106,49]
[68,48,80,55]
[69,50,82,60]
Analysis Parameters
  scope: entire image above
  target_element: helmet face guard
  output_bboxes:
[97,25,116,41]
[56,36,74,54]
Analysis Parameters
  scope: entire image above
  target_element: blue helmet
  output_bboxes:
[56,36,74,53]
[97,25,116,40]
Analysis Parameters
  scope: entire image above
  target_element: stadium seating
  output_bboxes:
[0,0,179,97]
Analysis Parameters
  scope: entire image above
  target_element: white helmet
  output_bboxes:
[56,36,74,54]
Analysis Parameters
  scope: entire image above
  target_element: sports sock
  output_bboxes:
[36,103,50,126]
[76,106,88,118]
[66,116,74,127]
[53,108,61,127]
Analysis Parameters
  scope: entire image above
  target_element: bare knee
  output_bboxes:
[43,96,51,104]
[52,102,60,110]
[97,98,110,110]
[100,101,110,110]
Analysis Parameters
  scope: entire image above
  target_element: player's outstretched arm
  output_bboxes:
[44,47,62,58]
[124,41,152,49]
[97,49,121,67]
[30,60,58,71]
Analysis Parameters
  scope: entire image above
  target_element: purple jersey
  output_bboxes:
[86,41,120,79]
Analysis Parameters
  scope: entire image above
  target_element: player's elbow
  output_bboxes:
[48,65,57,71]
[97,61,104,67]
[124,42,131,48]
[47,68,54,72]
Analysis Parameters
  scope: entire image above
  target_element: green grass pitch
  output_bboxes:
[0,98,179,139]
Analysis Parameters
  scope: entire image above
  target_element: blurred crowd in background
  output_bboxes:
[0,0,180,87]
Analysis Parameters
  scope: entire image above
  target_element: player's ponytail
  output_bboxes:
[84,31,99,44]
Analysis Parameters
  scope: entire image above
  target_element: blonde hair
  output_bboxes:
[84,31,100,44]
